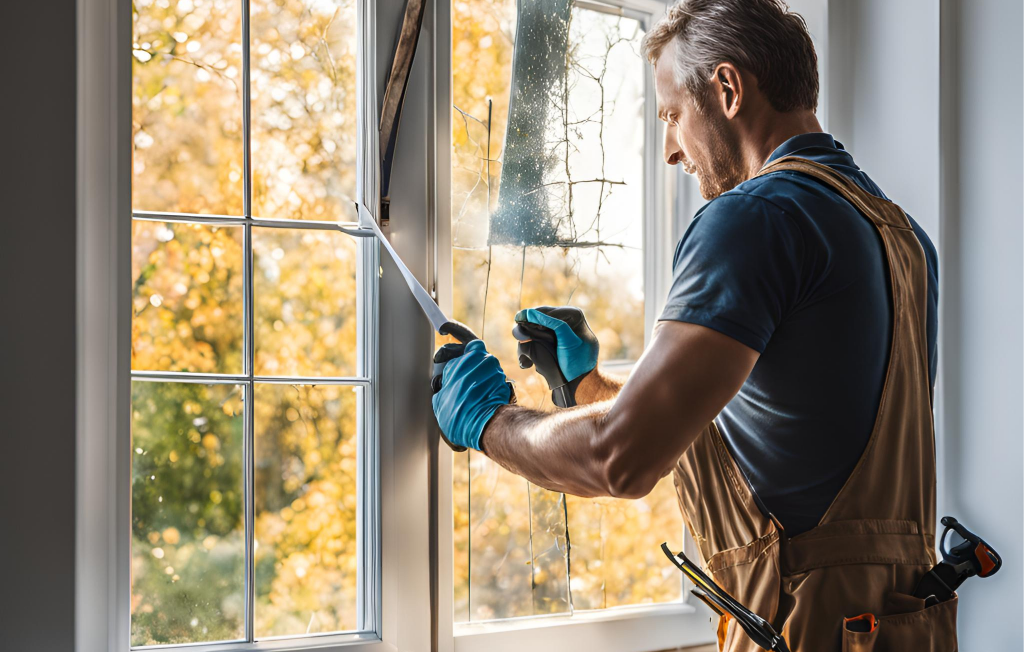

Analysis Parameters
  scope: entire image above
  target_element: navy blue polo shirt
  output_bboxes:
[660,133,938,536]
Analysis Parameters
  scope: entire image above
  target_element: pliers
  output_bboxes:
[662,543,791,652]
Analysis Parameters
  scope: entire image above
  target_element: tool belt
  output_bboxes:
[663,516,1001,652]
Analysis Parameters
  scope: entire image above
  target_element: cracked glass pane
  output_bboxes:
[467,451,536,620]
[452,0,683,623]
[527,483,572,615]
[566,479,685,610]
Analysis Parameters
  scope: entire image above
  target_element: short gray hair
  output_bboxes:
[641,0,818,113]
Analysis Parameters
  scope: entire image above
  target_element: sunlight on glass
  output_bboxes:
[251,0,358,221]
[132,221,244,374]
[132,0,244,215]
[451,2,682,622]
[459,450,570,621]
[253,228,358,377]
[254,384,360,637]
[131,381,245,646]
[566,480,684,610]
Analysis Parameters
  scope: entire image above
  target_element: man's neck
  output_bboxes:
[738,109,823,180]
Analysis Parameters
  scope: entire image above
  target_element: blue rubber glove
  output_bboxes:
[513,306,599,384]
[431,339,512,451]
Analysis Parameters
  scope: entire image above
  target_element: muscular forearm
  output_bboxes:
[480,401,624,497]
[480,369,628,496]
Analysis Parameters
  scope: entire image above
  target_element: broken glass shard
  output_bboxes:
[489,0,572,246]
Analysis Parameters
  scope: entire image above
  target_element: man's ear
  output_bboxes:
[710,62,743,119]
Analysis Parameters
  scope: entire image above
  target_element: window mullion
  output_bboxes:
[242,0,256,643]
[242,0,253,222]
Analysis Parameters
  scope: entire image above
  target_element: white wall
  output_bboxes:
[826,0,941,235]
[828,1,1023,648]
[940,1,1023,649]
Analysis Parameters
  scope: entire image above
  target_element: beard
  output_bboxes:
[687,110,746,200]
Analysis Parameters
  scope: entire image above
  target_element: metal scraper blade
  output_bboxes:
[357,203,450,332]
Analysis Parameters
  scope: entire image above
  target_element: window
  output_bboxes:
[81,0,830,648]
[449,0,684,629]
[129,0,377,646]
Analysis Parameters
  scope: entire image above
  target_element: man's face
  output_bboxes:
[655,48,745,200]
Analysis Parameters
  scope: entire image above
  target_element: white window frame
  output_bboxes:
[76,0,435,650]
[432,1,716,650]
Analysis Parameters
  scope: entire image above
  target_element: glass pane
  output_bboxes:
[566,478,684,610]
[250,0,358,221]
[254,384,360,637]
[254,228,358,377]
[131,381,245,646]
[452,2,677,622]
[453,451,471,623]
[466,451,569,621]
[132,0,244,215]
[132,221,244,374]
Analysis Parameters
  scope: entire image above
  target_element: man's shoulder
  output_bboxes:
[709,166,938,285]
[726,168,835,210]
[677,185,806,267]
[687,179,805,242]
[694,181,794,223]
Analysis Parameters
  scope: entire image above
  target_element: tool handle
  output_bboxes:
[512,321,580,408]
[940,516,1002,578]
[439,320,480,344]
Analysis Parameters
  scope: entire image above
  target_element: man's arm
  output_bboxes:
[480,321,759,498]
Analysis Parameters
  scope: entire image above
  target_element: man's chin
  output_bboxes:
[682,165,722,200]
[695,167,745,200]
[697,175,727,200]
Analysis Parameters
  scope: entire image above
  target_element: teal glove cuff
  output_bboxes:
[431,339,511,450]
[516,307,599,381]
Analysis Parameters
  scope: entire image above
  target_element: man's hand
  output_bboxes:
[513,306,599,407]
[431,339,513,451]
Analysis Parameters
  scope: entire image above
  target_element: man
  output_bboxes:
[432,0,947,649]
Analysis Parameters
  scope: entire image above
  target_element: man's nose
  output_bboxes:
[664,127,683,166]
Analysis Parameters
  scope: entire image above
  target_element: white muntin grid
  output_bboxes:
[127,0,381,647]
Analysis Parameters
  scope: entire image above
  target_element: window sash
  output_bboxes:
[435,0,713,649]
[82,0,445,649]
[125,0,381,645]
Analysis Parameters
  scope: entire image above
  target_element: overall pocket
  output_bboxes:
[841,593,958,652]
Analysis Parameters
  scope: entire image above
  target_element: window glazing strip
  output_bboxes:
[133,211,375,237]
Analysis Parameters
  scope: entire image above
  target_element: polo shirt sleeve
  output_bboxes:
[659,193,805,353]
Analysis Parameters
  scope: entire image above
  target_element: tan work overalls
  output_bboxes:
[673,157,957,651]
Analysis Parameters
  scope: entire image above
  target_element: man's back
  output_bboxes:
[659,132,938,535]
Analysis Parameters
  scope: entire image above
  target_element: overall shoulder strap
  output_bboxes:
[756,155,936,548]
[757,156,913,230]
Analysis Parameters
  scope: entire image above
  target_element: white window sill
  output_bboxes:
[129,632,392,652]
[454,602,715,652]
